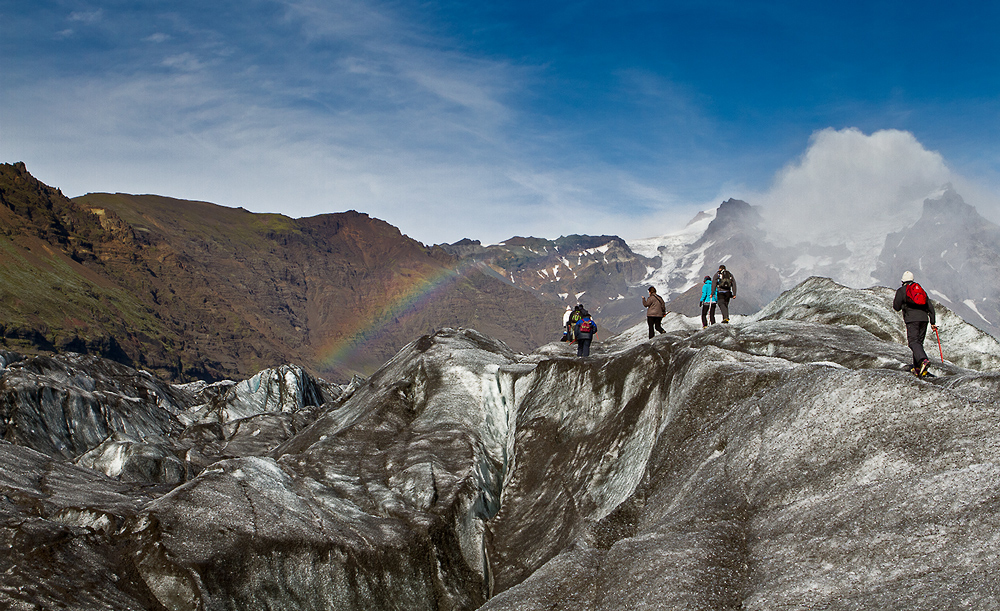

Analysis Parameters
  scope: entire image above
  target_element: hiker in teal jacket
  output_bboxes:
[699,276,717,328]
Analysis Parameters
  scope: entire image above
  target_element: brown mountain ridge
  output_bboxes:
[0,163,562,382]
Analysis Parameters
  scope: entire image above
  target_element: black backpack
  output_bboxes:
[718,271,733,291]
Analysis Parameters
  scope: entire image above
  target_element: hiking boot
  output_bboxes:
[722,319,729,324]
[919,359,931,376]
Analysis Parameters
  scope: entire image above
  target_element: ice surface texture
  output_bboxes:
[3,277,1000,610]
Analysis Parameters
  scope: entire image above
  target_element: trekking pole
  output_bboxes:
[934,326,944,363]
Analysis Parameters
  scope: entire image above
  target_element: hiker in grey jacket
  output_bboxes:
[642,286,667,338]
[712,264,737,323]
[892,270,937,376]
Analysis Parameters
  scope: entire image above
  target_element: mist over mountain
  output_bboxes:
[874,186,1000,338]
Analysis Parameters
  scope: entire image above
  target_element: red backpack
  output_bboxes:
[905,282,928,307]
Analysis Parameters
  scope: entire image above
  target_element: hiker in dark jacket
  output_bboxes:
[642,286,667,338]
[893,270,937,376]
[699,276,717,328]
[712,264,737,323]
[574,310,597,357]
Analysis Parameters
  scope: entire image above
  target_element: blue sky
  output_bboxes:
[3,1,1000,244]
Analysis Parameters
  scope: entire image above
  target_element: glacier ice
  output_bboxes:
[3,279,1000,609]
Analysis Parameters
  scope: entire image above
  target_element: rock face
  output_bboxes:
[4,278,1000,609]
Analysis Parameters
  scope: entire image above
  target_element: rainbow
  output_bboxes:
[317,260,484,373]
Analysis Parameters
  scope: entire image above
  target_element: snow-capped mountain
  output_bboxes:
[625,198,785,320]
[628,207,717,300]
[625,186,1000,339]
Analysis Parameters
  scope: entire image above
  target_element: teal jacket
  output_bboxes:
[700,279,716,304]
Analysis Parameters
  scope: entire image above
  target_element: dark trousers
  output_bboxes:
[905,320,929,368]
[577,337,592,357]
[647,316,665,338]
[701,303,716,327]
[717,293,732,321]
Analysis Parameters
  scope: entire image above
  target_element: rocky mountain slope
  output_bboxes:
[0,163,562,382]
[441,235,657,333]
[4,277,1000,610]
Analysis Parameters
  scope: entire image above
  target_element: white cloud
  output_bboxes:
[755,128,953,245]
[68,10,103,23]
[161,53,205,72]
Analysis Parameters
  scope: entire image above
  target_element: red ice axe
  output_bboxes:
[934,326,944,363]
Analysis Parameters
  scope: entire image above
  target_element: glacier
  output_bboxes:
[3,277,1000,609]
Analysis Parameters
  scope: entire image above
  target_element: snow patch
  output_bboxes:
[964,299,992,324]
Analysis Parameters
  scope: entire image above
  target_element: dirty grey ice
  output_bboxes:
[3,277,1000,610]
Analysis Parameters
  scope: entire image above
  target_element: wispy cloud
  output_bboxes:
[68,9,103,24]
[6,0,670,244]
[6,2,998,247]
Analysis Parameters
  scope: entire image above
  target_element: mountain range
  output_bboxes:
[486,186,1000,342]
[3,161,1000,384]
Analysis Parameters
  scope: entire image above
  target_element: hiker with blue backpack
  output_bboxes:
[893,271,937,376]
[574,310,597,357]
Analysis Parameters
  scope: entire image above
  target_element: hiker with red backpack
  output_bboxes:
[892,271,937,376]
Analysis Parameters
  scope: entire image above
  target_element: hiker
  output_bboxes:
[712,264,737,323]
[699,275,717,327]
[892,270,937,376]
[574,310,597,357]
[561,306,572,342]
[568,304,584,342]
[642,286,667,338]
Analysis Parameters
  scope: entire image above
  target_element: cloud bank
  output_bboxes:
[755,128,954,246]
